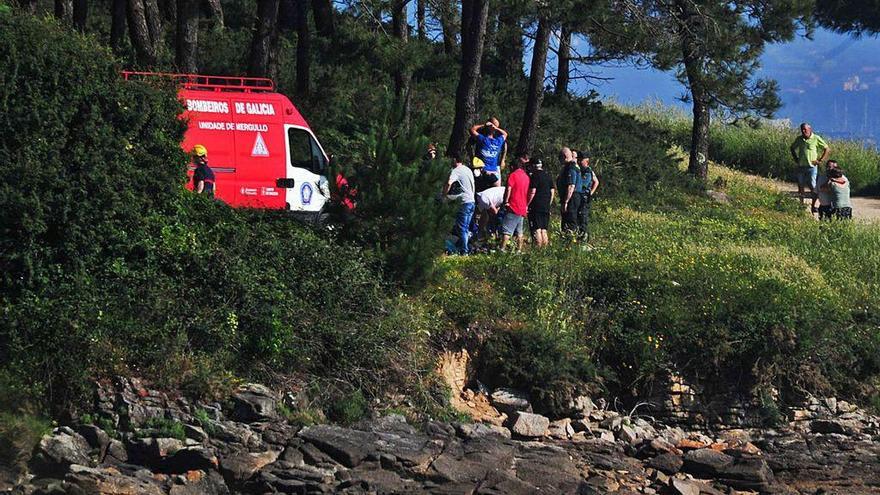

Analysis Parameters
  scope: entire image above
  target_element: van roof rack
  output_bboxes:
[121,71,275,92]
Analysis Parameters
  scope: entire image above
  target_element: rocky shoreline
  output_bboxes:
[4,377,880,494]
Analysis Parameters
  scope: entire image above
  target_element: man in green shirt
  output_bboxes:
[790,122,830,209]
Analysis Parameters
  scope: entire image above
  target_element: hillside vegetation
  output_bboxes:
[623,102,880,194]
[2,6,880,445]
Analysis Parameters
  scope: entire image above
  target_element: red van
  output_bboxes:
[123,72,331,216]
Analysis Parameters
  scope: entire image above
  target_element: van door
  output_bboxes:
[284,125,329,212]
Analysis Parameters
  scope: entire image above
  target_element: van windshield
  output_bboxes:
[288,128,327,174]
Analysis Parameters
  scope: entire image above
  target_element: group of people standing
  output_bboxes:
[790,122,852,220]
[443,118,600,255]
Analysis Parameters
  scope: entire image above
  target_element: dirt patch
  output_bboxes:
[435,349,505,425]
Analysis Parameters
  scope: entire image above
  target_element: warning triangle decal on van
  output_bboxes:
[251,132,270,157]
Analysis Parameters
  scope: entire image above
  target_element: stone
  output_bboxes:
[571,418,593,433]
[164,446,218,473]
[618,424,640,444]
[671,478,701,495]
[76,425,111,453]
[220,450,280,482]
[455,422,511,440]
[298,425,376,468]
[599,430,616,443]
[230,384,278,423]
[104,439,128,464]
[29,428,92,478]
[706,190,731,204]
[184,425,208,443]
[824,397,838,414]
[837,400,857,413]
[168,470,230,495]
[509,412,550,438]
[568,395,597,418]
[548,419,574,440]
[682,448,734,477]
[489,388,532,415]
[63,465,166,495]
[647,453,683,475]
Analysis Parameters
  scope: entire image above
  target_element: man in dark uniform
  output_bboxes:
[191,144,216,197]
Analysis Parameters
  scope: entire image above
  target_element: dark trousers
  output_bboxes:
[562,193,581,233]
[577,193,591,239]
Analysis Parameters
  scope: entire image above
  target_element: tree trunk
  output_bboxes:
[248,0,281,78]
[496,5,523,78]
[111,0,127,52]
[73,0,88,31]
[555,24,571,96]
[295,0,311,95]
[436,0,458,55]
[144,0,164,48]
[311,0,334,37]
[203,0,224,27]
[159,0,176,24]
[516,14,551,157]
[127,0,158,66]
[447,0,489,159]
[416,0,426,40]
[176,0,199,72]
[55,0,73,23]
[16,0,38,14]
[681,36,709,179]
[392,0,411,129]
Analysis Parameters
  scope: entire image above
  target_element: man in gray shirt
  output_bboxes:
[444,155,476,254]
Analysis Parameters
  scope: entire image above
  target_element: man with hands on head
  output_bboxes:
[470,118,508,187]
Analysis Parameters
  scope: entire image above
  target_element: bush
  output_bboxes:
[0,13,438,417]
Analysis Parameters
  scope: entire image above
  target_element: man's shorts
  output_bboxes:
[528,211,550,231]
[835,207,853,220]
[818,204,834,220]
[797,166,818,191]
[501,212,525,236]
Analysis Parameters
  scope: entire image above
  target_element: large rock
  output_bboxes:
[567,395,597,419]
[455,423,511,440]
[682,448,734,477]
[810,419,856,435]
[168,470,230,495]
[64,465,166,495]
[509,412,549,438]
[29,428,92,478]
[298,425,376,468]
[548,419,574,440]
[220,449,280,483]
[647,453,683,474]
[230,384,278,423]
[671,478,701,495]
[490,388,532,415]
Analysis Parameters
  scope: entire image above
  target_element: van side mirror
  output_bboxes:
[276,178,296,188]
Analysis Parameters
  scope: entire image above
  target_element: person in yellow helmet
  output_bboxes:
[191,145,216,197]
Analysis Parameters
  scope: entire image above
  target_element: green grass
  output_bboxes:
[421,160,880,411]
[618,100,880,194]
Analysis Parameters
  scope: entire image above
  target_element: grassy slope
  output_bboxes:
[421,151,880,415]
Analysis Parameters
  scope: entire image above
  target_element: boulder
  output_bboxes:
[489,389,532,415]
[509,412,549,438]
[184,425,209,443]
[618,424,639,444]
[29,428,92,478]
[671,478,701,495]
[76,425,110,453]
[298,425,376,468]
[682,448,733,477]
[63,465,166,495]
[219,450,280,483]
[571,419,592,433]
[547,419,574,440]
[230,384,278,422]
[647,452,683,475]
[455,423,511,440]
[168,470,230,495]
[104,439,128,464]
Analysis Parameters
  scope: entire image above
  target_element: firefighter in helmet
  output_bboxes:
[191,144,216,197]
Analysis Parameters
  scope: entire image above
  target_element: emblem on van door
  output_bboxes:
[301,183,313,205]
[251,133,270,157]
